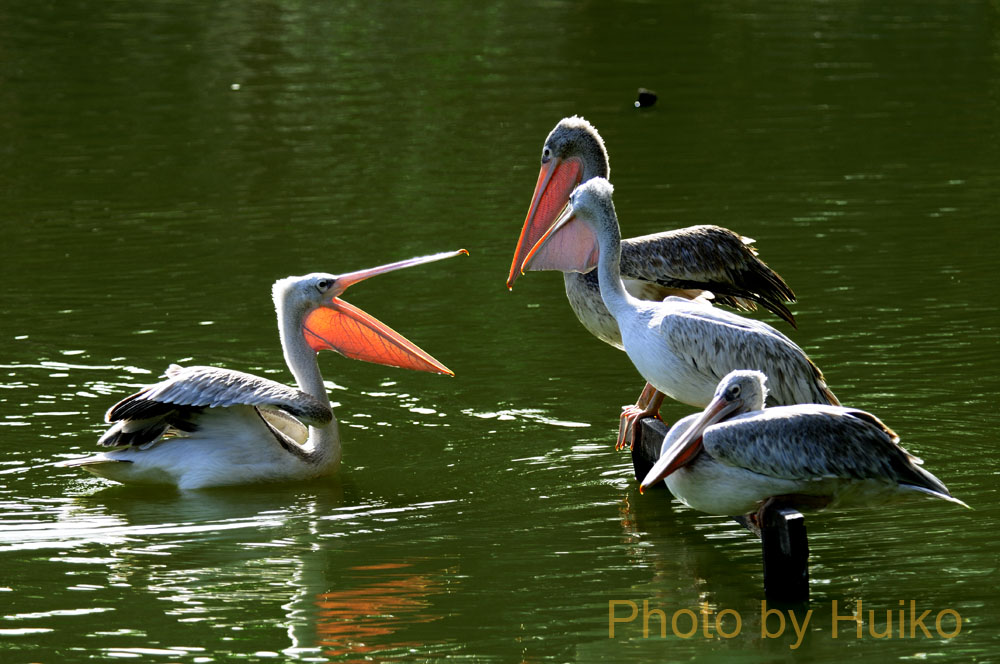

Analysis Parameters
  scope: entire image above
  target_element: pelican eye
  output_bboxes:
[541,147,551,163]
[727,384,741,400]
[316,279,334,292]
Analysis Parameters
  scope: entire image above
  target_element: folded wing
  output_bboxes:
[99,364,332,448]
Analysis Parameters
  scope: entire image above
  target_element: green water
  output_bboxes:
[2,1,998,661]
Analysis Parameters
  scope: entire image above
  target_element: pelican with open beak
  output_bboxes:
[61,249,467,489]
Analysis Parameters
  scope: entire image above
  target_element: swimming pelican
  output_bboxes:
[507,116,798,447]
[639,370,969,518]
[61,249,467,489]
[522,178,838,448]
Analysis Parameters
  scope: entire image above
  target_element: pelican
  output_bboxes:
[523,178,838,448]
[507,116,798,447]
[507,116,797,343]
[61,250,467,490]
[639,370,969,518]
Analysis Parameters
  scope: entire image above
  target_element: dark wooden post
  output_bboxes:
[760,507,809,603]
[630,415,664,487]
[632,417,810,603]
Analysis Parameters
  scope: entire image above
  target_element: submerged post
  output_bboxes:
[632,417,810,602]
[761,507,809,603]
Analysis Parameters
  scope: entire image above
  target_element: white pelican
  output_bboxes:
[507,116,798,447]
[62,250,467,489]
[639,370,969,519]
[522,178,838,448]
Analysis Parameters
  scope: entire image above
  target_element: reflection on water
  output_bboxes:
[315,562,450,661]
[0,483,477,659]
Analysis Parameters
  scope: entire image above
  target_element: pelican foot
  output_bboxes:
[615,384,667,451]
[616,404,663,452]
[616,410,630,452]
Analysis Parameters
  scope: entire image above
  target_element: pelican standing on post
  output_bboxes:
[639,370,968,519]
[506,117,799,446]
[62,250,467,489]
[522,178,838,447]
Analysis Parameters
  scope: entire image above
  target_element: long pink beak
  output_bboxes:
[303,249,467,376]
[333,250,468,294]
[520,194,600,274]
[506,156,584,289]
[639,396,742,494]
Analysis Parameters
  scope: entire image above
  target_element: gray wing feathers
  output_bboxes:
[106,365,332,426]
[621,226,797,327]
[660,304,839,406]
[705,407,950,496]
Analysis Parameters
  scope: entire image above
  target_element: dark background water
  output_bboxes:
[2,1,998,661]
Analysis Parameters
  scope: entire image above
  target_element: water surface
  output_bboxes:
[2,1,998,661]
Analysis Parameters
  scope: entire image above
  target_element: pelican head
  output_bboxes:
[507,116,609,289]
[639,370,769,493]
[710,370,769,414]
[541,116,609,182]
[273,250,468,376]
[562,177,619,238]
[271,272,344,319]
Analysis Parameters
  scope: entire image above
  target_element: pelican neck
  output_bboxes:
[593,221,641,319]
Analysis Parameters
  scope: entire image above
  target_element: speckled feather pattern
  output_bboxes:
[706,406,945,492]
[620,296,837,408]
[650,298,834,407]
[621,225,795,318]
[657,371,965,514]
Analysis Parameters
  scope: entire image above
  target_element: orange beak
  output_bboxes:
[506,156,584,289]
[303,249,467,376]
[638,395,742,494]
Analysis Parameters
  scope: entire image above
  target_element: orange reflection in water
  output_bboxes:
[315,561,450,661]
